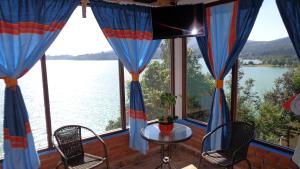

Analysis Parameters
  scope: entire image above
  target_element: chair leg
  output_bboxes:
[106,159,110,169]
[246,159,252,169]
[55,161,63,169]
[226,166,233,169]
[197,157,202,169]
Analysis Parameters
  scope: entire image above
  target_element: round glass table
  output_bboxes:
[141,123,192,169]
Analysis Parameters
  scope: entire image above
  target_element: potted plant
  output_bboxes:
[158,92,177,134]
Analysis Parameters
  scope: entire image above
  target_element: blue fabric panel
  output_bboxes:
[129,82,148,154]
[3,134,39,169]
[197,0,263,151]
[130,81,146,112]
[276,0,300,59]
[199,2,234,151]
[91,1,152,32]
[209,3,234,79]
[223,0,263,74]
[107,39,160,73]
[3,87,40,169]
[0,0,78,78]
[0,33,60,78]
[4,87,29,136]
[204,89,230,150]
[91,2,161,154]
[129,118,148,154]
[0,0,79,24]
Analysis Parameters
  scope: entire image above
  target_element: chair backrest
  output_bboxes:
[226,121,255,157]
[54,125,84,163]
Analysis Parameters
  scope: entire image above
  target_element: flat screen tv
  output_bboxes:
[151,3,205,39]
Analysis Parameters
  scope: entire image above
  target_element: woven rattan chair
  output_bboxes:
[53,125,110,169]
[200,121,255,169]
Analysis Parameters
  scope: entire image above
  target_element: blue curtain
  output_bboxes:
[276,0,300,59]
[91,1,161,154]
[197,0,263,151]
[276,0,300,167]
[0,0,78,168]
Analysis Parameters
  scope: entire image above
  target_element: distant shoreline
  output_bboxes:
[46,58,162,61]
[46,58,119,61]
[242,64,295,68]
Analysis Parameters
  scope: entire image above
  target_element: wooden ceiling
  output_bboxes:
[102,0,221,7]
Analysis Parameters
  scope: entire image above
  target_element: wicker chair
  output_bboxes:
[53,125,110,169]
[200,121,255,169]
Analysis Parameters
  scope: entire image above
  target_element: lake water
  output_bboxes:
[198,59,291,96]
[0,59,291,154]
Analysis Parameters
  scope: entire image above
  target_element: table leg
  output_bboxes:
[155,144,175,169]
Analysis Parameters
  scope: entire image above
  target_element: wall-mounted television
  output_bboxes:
[151,3,205,39]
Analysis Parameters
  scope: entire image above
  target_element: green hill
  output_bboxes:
[48,37,297,60]
[187,37,297,59]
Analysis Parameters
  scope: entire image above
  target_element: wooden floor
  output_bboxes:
[118,145,216,169]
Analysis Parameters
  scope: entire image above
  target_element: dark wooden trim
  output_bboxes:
[170,39,176,117]
[118,60,126,130]
[182,38,187,118]
[230,60,238,122]
[185,118,208,128]
[205,0,236,8]
[40,55,53,147]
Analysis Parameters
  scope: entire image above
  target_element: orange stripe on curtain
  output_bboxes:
[102,28,153,40]
[129,109,147,121]
[0,21,66,35]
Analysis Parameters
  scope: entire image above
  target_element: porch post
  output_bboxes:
[174,38,187,119]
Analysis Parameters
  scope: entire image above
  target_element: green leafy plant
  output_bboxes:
[159,92,177,123]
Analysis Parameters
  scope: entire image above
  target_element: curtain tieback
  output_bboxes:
[216,80,223,89]
[4,78,18,88]
[131,72,140,81]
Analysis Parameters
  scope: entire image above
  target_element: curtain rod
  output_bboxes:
[93,0,161,7]
[82,0,223,8]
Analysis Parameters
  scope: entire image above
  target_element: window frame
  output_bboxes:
[40,40,174,151]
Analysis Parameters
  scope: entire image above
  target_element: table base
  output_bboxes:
[155,144,176,169]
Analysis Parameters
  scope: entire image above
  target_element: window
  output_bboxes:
[124,40,172,122]
[20,63,48,149]
[186,37,232,123]
[0,62,47,155]
[236,0,300,149]
[46,7,121,138]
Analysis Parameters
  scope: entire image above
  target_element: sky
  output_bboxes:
[248,0,288,41]
[46,8,113,56]
[46,0,289,56]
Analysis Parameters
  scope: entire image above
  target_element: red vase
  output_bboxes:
[159,122,174,135]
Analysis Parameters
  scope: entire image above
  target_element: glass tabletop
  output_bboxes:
[140,123,192,144]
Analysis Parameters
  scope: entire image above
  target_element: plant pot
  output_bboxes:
[159,122,174,135]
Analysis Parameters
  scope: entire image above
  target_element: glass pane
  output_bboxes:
[46,7,121,138]
[186,37,233,123]
[236,0,300,149]
[125,40,171,122]
[20,63,48,149]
